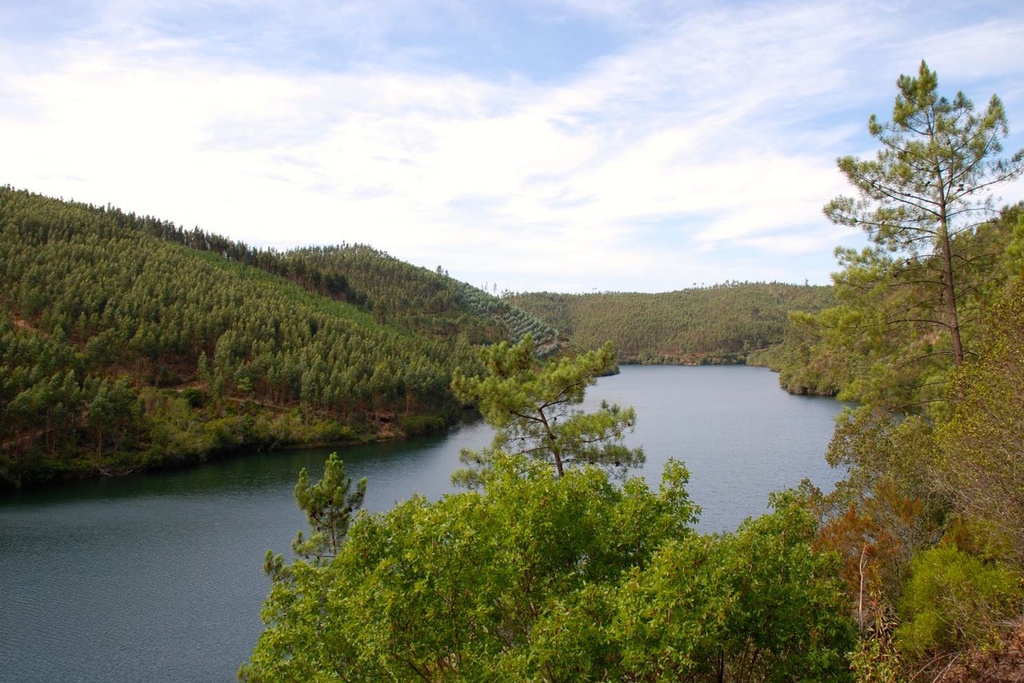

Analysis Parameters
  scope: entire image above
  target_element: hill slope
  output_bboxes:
[279,245,563,353]
[0,187,556,486]
[100,207,561,351]
[506,283,833,364]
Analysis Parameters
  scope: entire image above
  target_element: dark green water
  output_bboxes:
[0,365,843,683]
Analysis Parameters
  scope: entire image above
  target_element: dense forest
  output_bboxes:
[0,186,563,487]
[280,246,564,354]
[94,199,562,351]
[505,282,832,364]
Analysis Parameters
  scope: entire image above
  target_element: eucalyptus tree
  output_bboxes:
[824,60,1024,367]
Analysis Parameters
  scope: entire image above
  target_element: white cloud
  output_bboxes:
[1,0,1022,292]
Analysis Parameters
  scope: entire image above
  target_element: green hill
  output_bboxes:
[99,205,560,351]
[278,245,562,353]
[0,187,556,487]
[505,283,833,364]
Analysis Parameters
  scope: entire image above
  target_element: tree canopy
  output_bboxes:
[2,187,551,486]
[824,60,1024,368]
[451,335,643,480]
[241,456,855,683]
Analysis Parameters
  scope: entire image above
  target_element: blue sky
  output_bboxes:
[2,0,1023,293]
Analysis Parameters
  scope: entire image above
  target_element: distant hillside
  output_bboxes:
[0,187,556,487]
[106,207,560,351]
[280,245,563,354]
[505,283,833,364]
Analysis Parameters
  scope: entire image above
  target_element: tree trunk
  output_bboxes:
[938,214,964,366]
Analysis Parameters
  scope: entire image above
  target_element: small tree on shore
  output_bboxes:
[451,335,644,483]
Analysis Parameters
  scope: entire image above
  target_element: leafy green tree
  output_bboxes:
[451,335,643,481]
[241,456,694,682]
[241,456,855,682]
[615,492,856,682]
[824,60,1024,368]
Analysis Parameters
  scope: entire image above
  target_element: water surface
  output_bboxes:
[0,365,843,683]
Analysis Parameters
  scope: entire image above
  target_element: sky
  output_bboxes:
[2,1,1023,294]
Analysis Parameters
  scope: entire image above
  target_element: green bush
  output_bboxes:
[242,459,856,682]
[309,420,357,444]
[896,544,1023,657]
[181,387,206,408]
[398,414,446,436]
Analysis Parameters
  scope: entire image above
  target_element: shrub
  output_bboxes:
[896,544,1023,658]
[398,414,445,436]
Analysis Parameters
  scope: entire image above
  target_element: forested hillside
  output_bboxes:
[0,187,556,487]
[279,246,562,353]
[102,205,560,351]
[763,202,1023,400]
[506,282,832,364]
[758,202,1024,676]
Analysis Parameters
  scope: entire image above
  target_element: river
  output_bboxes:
[0,365,844,683]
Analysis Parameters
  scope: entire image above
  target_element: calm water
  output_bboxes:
[0,365,843,683]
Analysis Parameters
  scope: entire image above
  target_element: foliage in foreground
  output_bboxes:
[895,544,1022,659]
[240,457,856,682]
[244,334,854,681]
